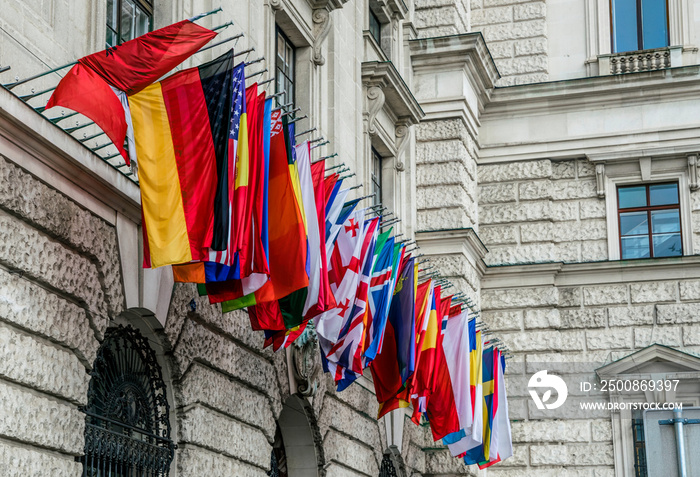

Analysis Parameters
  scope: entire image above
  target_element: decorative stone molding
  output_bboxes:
[291,321,320,397]
[312,8,332,66]
[689,154,699,190]
[366,86,386,136]
[394,121,410,171]
[362,61,424,138]
[269,0,284,12]
[595,163,605,198]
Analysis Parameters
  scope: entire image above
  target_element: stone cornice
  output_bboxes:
[369,0,408,21]
[482,255,700,289]
[416,228,488,276]
[409,33,499,140]
[596,344,700,378]
[0,86,141,223]
[409,33,500,89]
[305,0,348,11]
[484,65,700,120]
[362,61,424,125]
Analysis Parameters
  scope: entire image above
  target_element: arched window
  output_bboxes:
[81,325,174,476]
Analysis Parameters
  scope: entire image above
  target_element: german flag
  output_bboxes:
[129,50,235,268]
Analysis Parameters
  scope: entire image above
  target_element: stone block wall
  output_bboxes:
[478,158,606,266]
[416,119,478,231]
[480,277,700,475]
[414,0,471,38]
[0,154,123,475]
[470,0,548,85]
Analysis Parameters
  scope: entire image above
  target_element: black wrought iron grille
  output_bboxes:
[379,453,398,477]
[81,325,174,476]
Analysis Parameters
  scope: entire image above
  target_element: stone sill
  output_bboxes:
[482,255,700,289]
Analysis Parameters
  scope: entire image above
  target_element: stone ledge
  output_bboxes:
[177,443,269,477]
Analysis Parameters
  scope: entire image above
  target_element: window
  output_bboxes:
[276,28,295,109]
[611,0,668,52]
[371,148,383,208]
[632,410,648,477]
[617,183,682,259]
[82,325,174,476]
[369,9,382,45]
[106,0,153,48]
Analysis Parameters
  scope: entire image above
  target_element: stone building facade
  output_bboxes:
[2,0,700,477]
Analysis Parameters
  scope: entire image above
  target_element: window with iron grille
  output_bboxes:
[106,0,153,48]
[275,27,295,109]
[610,0,668,53]
[632,411,648,477]
[617,182,682,259]
[81,325,174,476]
[371,147,383,208]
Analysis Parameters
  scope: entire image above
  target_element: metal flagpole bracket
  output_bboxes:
[272,102,293,112]
[4,61,76,90]
[79,132,105,143]
[212,21,233,31]
[18,86,56,101]
[64,121,96,133]
[311,140,329,149]
[233,46,255,57]
[282,107,301,117]
[189,7,223,22]
[246,68,267,80]
[258,77,275,86]
[320,153,338,161]
[245,57,264,66]
[308,136,325,144]
[0,66,10,74]
[294,126,315,136]
[197,34,242,54]
[49,111,79,123]
[289,116,308,125]
[268,92,284,100]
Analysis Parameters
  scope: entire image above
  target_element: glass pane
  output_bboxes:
[653,233,682,257]
[134,5,150,38]
[618,186,647,208]
[641,0,668,49]
[649,183,678,206]
[106,27,118,48]
[612,0,639,52]
[107,0,118,30]
[120,0,136,43]
[651,209,680,233]
[620,212,649,236]
[369,10,381,44]
[622,236,650,259]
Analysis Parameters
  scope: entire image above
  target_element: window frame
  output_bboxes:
[371,147,383,208]
[604,169,693,260]
[616,182,682,259]
[369,8,382,46]
[609,0,670,53]
[275,26,296,109]
[106,0,153,48]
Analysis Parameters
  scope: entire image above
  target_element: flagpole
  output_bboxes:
[188,7,223,22]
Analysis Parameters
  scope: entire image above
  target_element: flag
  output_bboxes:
[481,351,513,467]
[425,310,474,442]
[46,20,216,165]
[465,347,497,466]
[444,321,484,456]
[263,321,310,352]
[210,108,308,308]
[129,50,234,268]
[363,234,396,362]
[369,257,416,409]
[305,160,336,318]
[295,142,322,315]
[410,283,440,423]
[323,218,380,390]
[315,209,367,342]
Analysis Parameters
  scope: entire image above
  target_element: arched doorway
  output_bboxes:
[81,324,175,476]
[269,395,323,477]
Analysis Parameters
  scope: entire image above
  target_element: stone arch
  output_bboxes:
[274,394,326,477]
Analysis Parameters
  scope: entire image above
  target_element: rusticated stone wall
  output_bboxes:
[166,283,434,476]
[0,154,124,475]
[470,0,548,85]
[478,158,606,266]
[480,278,700,475]
[414,0,471,38]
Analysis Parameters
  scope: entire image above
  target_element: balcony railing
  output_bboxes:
[598,46,682,75]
